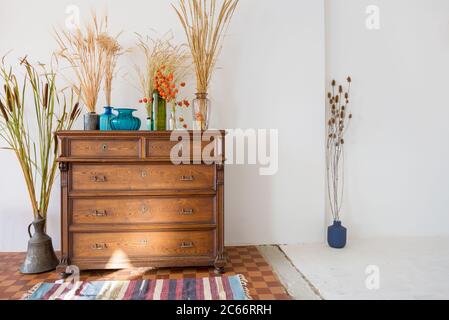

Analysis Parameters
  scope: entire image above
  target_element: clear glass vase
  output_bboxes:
[192,93,211,130]
[168,103,177,130]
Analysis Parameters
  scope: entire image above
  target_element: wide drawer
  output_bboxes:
[72,230,215,259]
[71,164,215,191]
[68,138,140,158]
[71,196,215,225]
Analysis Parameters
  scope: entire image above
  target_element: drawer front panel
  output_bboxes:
[71,164,215,191]
[146,140,217,159]
[72,230,215,259]
[69,139,140,158]
[71,196,215,224]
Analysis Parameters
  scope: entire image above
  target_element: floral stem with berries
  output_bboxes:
[135,33,190,119]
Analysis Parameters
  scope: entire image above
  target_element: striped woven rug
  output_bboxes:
[22,275,251,300]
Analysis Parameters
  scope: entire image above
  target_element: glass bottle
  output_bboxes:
[99,106,115,131]
[152,91,167,130]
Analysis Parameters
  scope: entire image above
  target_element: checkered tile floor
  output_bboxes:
[0,246,290,300]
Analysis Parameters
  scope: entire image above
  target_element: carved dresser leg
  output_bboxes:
[214,252,226,274]
[56,256,71,279]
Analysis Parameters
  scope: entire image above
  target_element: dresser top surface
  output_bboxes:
[56,130,226,138]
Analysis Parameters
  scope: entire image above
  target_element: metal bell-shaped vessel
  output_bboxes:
[20,215,59,274]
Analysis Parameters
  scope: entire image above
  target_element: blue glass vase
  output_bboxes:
[110,108,141,131]
[99,106,115,131]
[327,220,347,249]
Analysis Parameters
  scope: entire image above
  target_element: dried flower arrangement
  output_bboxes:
[0,56,80,221]
[172,0,239,94]
[326,77,353,222]
[97,29,123,106]
[135,34,190,118]
[173,0,238,130]
[54,13,108,113]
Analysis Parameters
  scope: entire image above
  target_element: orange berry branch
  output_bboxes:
[139,65,190,129]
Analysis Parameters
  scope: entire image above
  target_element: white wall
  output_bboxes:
[0,0,326,251]
[325,0,449,238]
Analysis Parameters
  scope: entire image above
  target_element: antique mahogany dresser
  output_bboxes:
[56,131,225,273]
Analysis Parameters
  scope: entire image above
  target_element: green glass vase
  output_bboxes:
[152,91,167,131]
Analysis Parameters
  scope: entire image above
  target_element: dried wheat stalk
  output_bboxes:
[97,30,123,106]
[54,13,108,113]
[172,0,239,93]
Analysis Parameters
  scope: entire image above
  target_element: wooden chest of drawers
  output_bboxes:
[56,131,225,272]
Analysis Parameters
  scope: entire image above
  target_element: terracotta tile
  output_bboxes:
[5,285,22,293]
[262,275,277,282]
[256,294,274,300]
[251,276,264,282]
[255,288,271,295]
[0,280,15,287]
[26,279,43,286]
[271,287,288,294]
[252,281,267,289]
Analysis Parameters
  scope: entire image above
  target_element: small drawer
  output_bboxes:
[71,196,215,225]
[146,139,218,159]
[69,139,140,158]
[71,164,215,191]
[72,230,215,259]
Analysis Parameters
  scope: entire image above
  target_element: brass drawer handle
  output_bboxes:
[92,210,107,217]
[91,175,106,182]
[179,208,194,215]
[180,175,194,182]
[101,144,108,151]
[179,241,194,249]
[91,243,107,250]
[140,239,149,246]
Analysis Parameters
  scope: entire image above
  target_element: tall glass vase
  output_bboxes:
[168,103,177,130]
[152,91,167,131]
[192,93,211,130]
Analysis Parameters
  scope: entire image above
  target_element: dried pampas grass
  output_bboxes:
[172,0,239,93]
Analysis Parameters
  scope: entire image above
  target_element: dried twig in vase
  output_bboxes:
[326,77,353,222]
